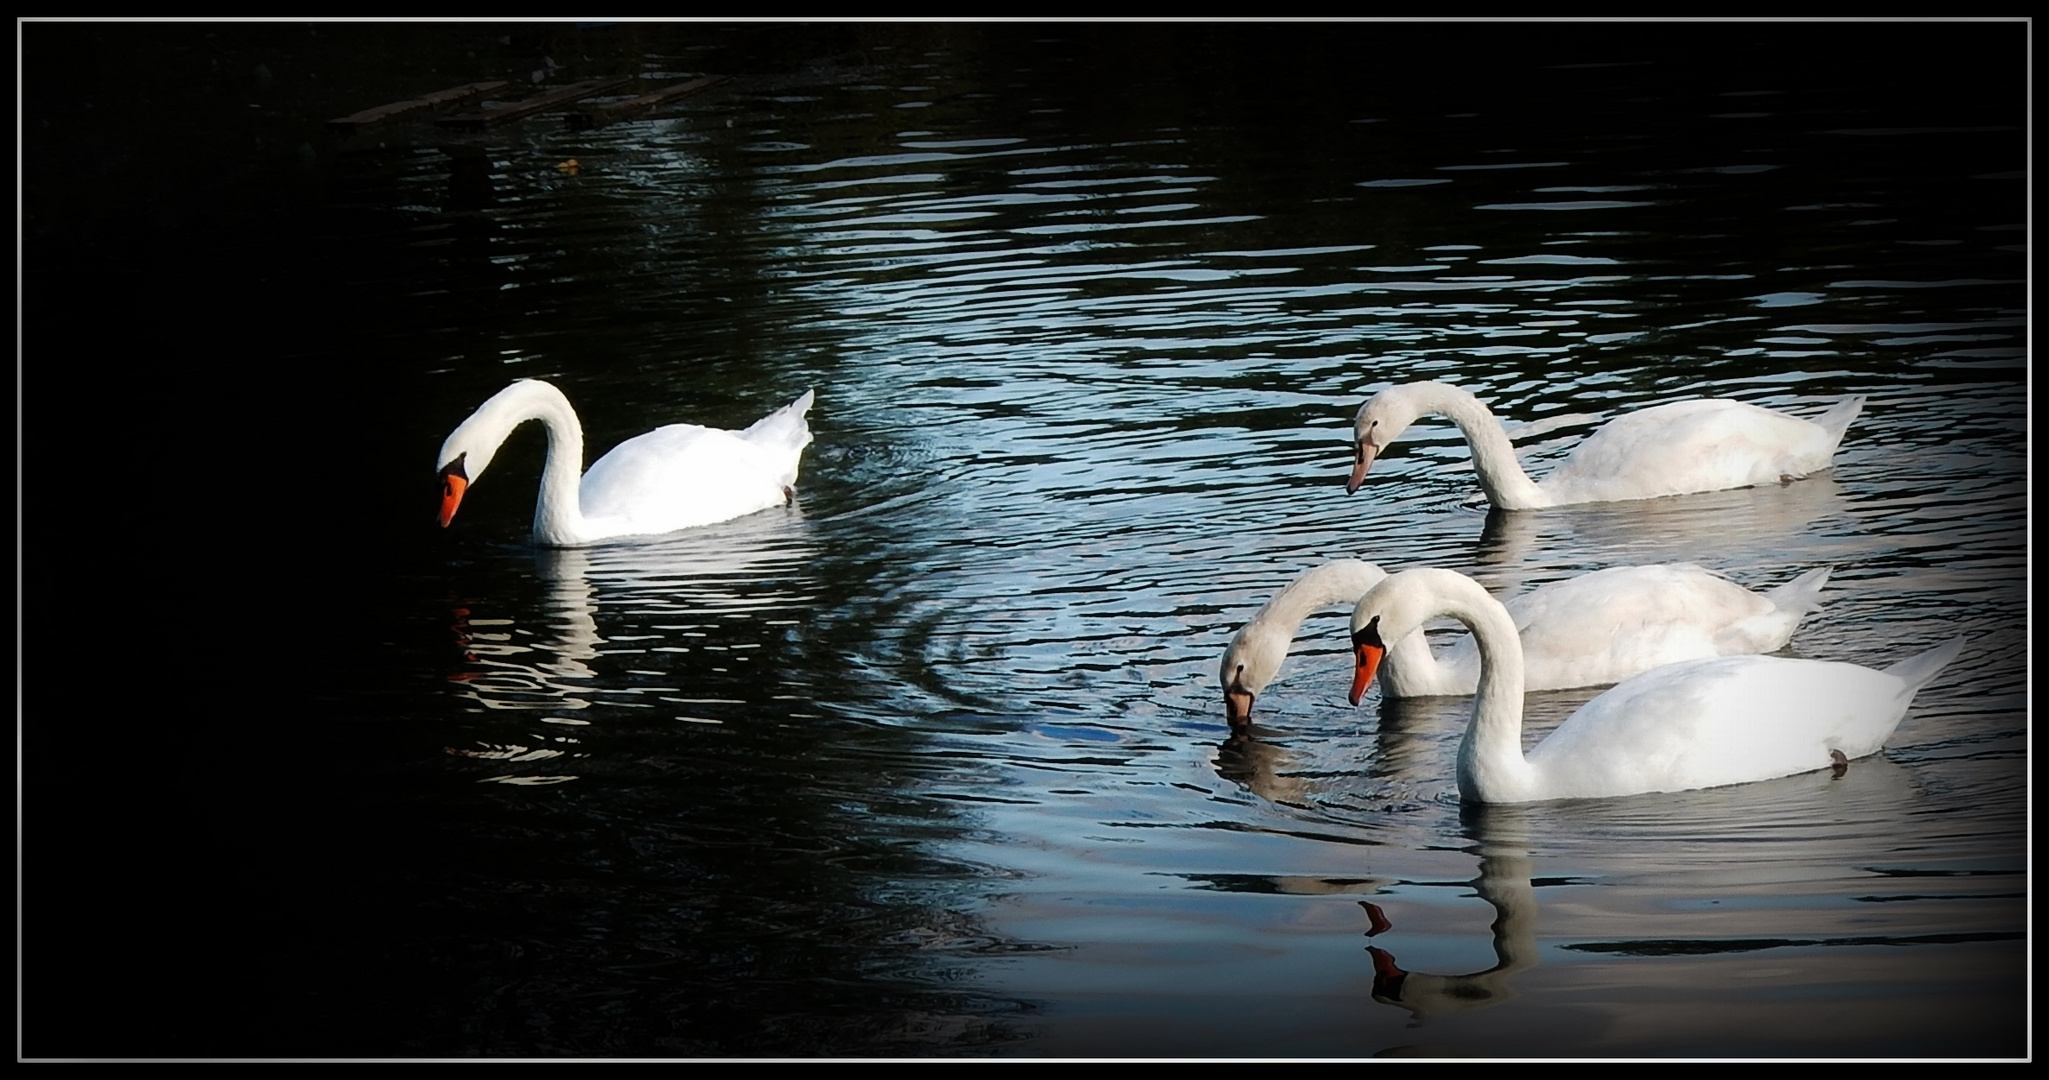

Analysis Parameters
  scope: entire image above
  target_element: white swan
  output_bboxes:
[1348,567,1965,803]
[1346,382,1865,509]
[1219,560,1830,724]
[436,379,815,546]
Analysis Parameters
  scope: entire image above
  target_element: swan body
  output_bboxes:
[1347,382,1865,509]
[436,379,815,546]
[1218,560,1830,724]
[1349,567,1964,803]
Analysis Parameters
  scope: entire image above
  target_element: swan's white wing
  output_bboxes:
[1540,399,1838,503]
[1525,655,1910,799]
[1440,565,1779,692]
[579,424,794,536]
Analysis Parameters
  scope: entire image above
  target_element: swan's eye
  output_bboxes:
[1351,616,1384,649]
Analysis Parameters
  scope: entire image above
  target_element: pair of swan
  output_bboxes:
[436,377,1856,545]
[1346,567,1963,804]
[1346,381,1865,509]
[436,379,815,547]
[442,377,1858,545]
[1219,560,1829,725]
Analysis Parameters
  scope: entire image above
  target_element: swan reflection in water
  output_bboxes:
[1366,806,1539,1023]
[443,509,816,779]
[446,565,600,710]
[1469,472,1854,594]
[1358,756,1935,1026]
[1214,730,1315,807]
[1211,686,1512,808]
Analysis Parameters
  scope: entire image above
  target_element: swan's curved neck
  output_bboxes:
[1242,562,1443,692]
[1254,561,1387,631]
[1417,385,1548,511]
[1434,576,1537,801]
[529,395,589,546]
[458,381,590,546]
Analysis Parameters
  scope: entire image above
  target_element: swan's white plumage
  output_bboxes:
[436,380,814,547]
[1349,567,1963,803]
[1217,560,1828,721]
[1348,382,1864,509]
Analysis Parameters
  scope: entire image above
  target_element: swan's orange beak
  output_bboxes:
[438,464,469,528]
[1346,440,1379,495]
[1349,638,1385,706]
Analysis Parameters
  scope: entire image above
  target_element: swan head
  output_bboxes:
[1347,384,1430,494]
[1347,567,1468,704]
[1218,622,1288,727]
[435,380,562,528]
[436,415,505,528]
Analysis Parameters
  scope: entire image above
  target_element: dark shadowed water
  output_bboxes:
[24,20,2026,1059]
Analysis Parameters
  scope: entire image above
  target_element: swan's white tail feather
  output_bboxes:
[1883,635,1967,692]
[1812,394,1866,448]
[741,389,816,450]
[1764,566,1831,615]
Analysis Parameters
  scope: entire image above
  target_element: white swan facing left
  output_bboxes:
[436,379,814,546]
[1346,381,1864,509]
[1218,559,1829,725]
[1348,567,1964,803]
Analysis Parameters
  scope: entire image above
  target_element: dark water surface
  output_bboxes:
[25,21,2026,1058]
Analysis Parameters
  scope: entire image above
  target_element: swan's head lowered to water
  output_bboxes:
[436,407,509,528]
[1218,625,1284,727]
[1347,383,1438,494]
[435,380,573,529]
[1217,559,1396,725]
[1346,567,1479,704]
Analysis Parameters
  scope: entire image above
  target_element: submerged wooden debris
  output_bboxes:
[330,75,728,136]
[327,80,508,135]
[568,75,729,129]
[435,78,633,130]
